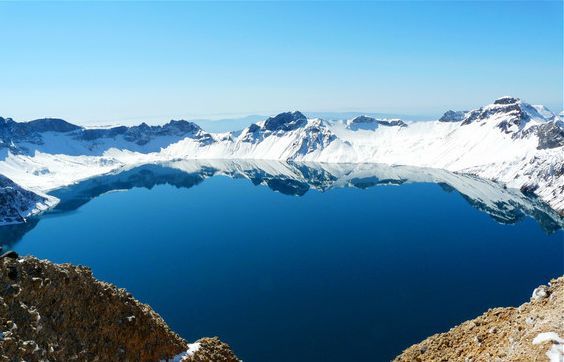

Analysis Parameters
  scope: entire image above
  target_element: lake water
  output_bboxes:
[1,161,563,361]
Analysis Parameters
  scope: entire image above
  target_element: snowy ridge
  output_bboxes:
[0,96,562,224]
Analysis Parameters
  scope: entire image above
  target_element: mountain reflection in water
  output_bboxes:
[0,160,562,248]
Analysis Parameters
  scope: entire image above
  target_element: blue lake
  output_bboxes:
[1,162,563,361]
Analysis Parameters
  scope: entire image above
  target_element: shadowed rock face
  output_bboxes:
[0,256,239,361]
[80,120,206,146]
[439,110,467,122]
[349,115,407,128]
[536,121,564,149]
[494,96,520,105]
[263,111,307,132]
[25,118,82,133]
[0,175,53,225]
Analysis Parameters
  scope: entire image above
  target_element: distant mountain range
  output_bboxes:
[0,96,562,224]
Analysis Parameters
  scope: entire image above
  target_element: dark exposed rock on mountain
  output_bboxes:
[461,99,528,129]
[26,118,82,133]
[535,121,564,150]
[0,117,211,153]
[0,175,54,225]
[443,97,564,150]
[80,120,209,146]
[439,110,467,122]
[494,96,520,105]
[349,115,407,128]
[0,256,238,361]
[263,111,307,132]
[459,97,557,133]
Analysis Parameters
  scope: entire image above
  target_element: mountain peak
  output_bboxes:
[439,110,468,122]
[452,97,557,134]
[26,118,82,133]
[263,111,307,132]
[493,96,520,105]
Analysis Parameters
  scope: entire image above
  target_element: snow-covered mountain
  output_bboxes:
[0,96,562,223]
[0,174,57,225]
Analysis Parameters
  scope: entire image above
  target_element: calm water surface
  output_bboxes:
[2,163,563,361]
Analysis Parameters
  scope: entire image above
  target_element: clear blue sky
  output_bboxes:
[1,1,562,125]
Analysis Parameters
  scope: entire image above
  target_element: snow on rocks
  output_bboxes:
[0,174,58,224]
[532,332,564,362]
[532,285,550,301]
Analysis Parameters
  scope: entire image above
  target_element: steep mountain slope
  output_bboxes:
[0,97,562,220]
[0,175,57,224]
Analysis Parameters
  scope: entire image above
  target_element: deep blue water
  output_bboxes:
[2,164,563,361]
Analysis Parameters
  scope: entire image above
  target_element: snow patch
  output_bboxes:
[532,332,564,362]
[167,342,201,362]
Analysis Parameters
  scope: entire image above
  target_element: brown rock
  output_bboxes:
[181,337,240,362]
[0,256,239,361]
[394,276,564,362]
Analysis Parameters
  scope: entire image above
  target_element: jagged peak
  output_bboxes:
[263,111,307,132]
[443,97,558,132]
[0,117,15,124]
[165,119,203,130]
[493,96,520,105]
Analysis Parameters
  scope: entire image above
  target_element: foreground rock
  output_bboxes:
[395,277,564,361]
[0,256,238,361]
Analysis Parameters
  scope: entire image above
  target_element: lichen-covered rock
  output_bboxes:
[0,256,237,361]
[394,276,564,361]
[181,337,239,362]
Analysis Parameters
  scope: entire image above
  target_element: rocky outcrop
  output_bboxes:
[349,115,407,128]
[0,256,238,361]
[394,277,564,362]
[536,121,564,150]
[181,337,239,362]
[263,111,307,132]
[0,175,57,225]
[80,120,210,146]
[439,110,467,122]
